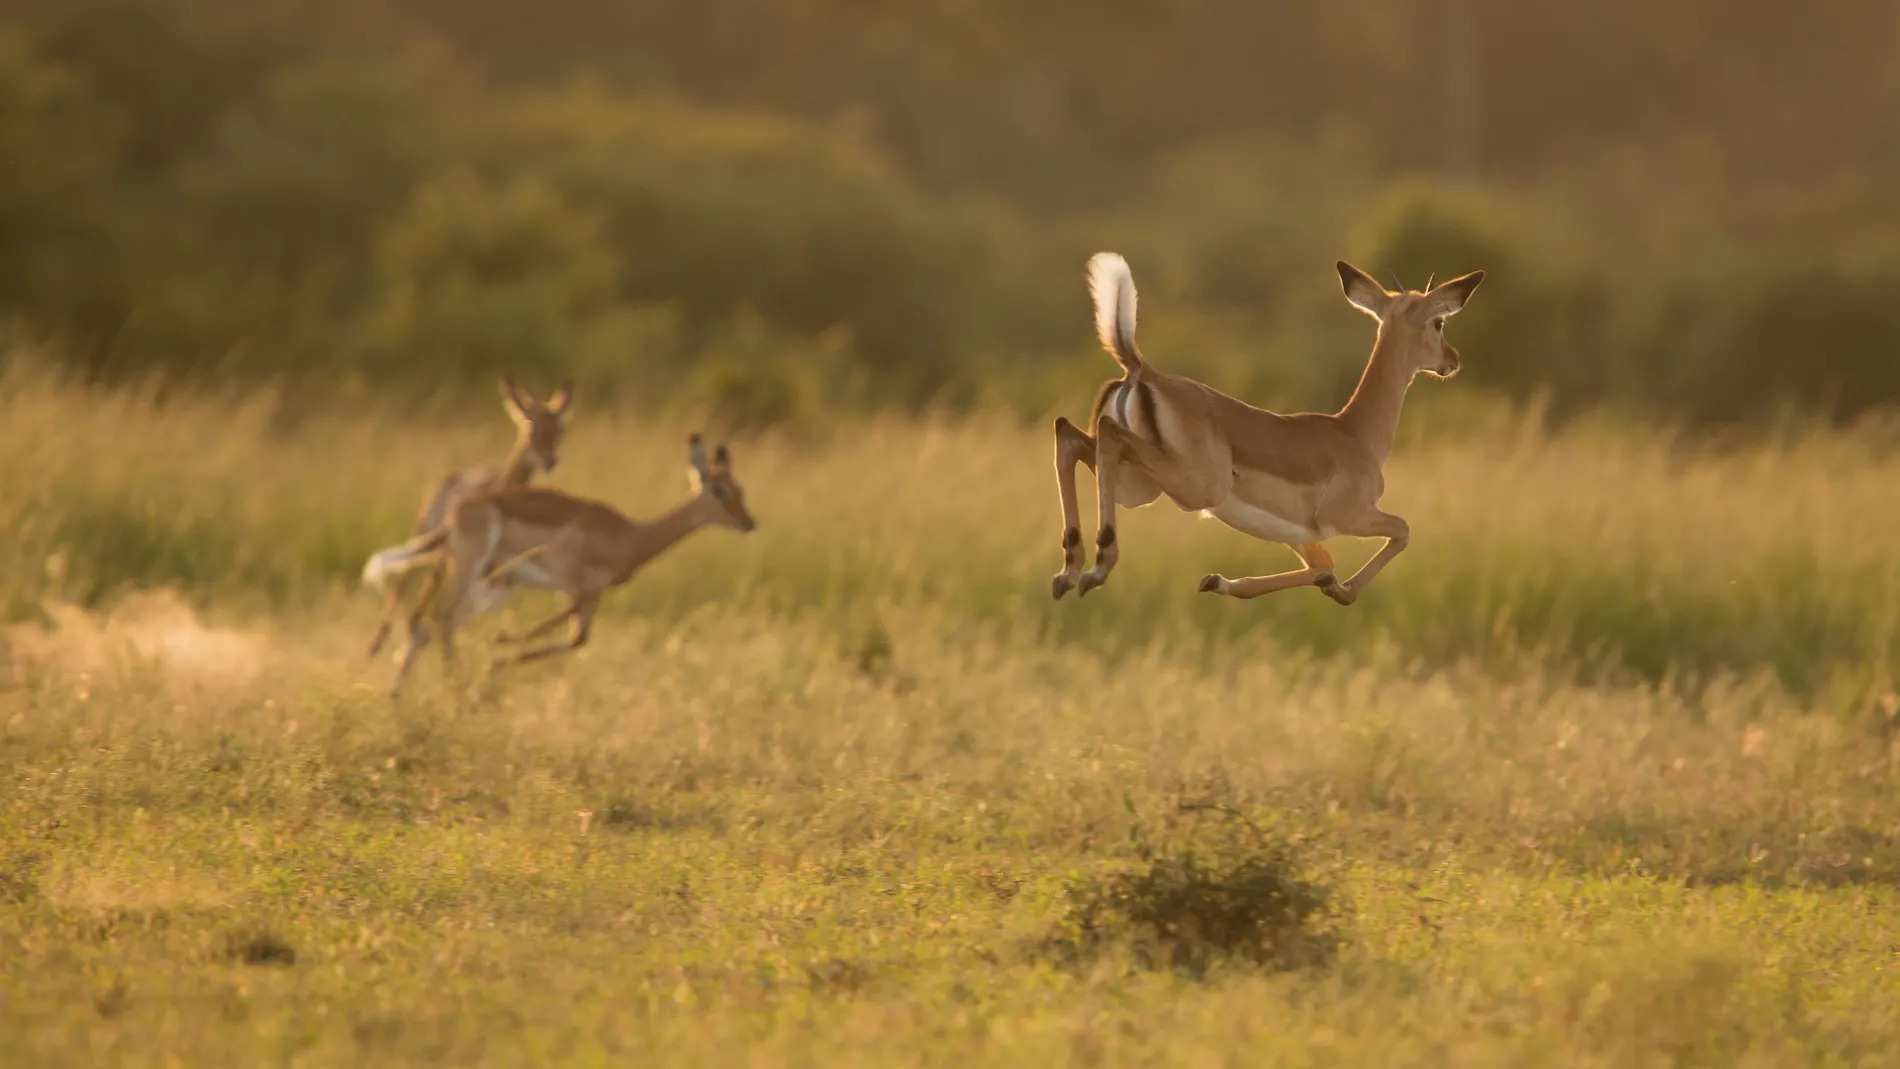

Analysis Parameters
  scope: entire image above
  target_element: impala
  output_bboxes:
[364,376,573,658]
[1050,252,1483,605]
[361,434,755,696]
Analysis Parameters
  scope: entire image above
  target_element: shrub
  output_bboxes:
[1635,259,1900,426]
[0,31,126,348]
[672,313,863,432]
[1047,819,1339,979]
[359,170,626,387]
[483,86,1063,397]
[1353,183,1614,417]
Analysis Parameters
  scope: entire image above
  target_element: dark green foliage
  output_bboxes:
[1050,824,1339,979]
[2,1,1899,425]
[0,31,125,339]
[1645,261,1900,426]
[224,929,297,967]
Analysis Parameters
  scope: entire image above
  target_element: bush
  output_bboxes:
[1047,818,1339,979]
[359,170,625,386]
[1351,184,1615,417]
[0,31,126,348]
[673,313,863,432]
[100,45,479,380]
[1634,259,1900,426]
[6,2,1900,427]
[482,86,1064,397]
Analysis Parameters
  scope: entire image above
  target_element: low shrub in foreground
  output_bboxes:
[1046,816,1340,979]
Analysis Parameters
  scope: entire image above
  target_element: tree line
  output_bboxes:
[3,0,1898,426]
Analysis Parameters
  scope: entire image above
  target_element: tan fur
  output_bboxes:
[365,376,572,658]
[1051,255,1484,604]
[378,435,754,697]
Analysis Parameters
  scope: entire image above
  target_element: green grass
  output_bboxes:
[4,377,1898,695]
[3,377,1900,1065]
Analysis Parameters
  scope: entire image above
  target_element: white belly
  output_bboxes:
[500,560,563,589]
[1200,498,1326,544]
[467,580,518,615]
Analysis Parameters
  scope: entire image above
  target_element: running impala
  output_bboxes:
[365,376,573,658]
[361,435,755,696]
[1050,253,1483,605]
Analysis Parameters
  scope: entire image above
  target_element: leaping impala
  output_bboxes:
[365,375,573,659]
[1051,253,1483,605]
[361,434,755,696]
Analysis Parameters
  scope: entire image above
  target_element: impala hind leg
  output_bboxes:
[366,568,418,658]
[407,552,486,691]
[1051,417,1097,599]
[388,630,428,698]
[1315,509,1409,606]
[1077,422,1166,597]
[430,565,482,670]
[388,567,444,697]
[389,621,429,698]
[1076,427,1124,598]
[1077,423,1142,596]
[1199,542,1337,599]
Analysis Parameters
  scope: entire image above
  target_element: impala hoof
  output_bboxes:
[1315,573,1353,605]
[1051,573,1076,600]
[1076,571,1107,598]
[1198,574,1222,594]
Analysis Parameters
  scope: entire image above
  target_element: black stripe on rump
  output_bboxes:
[1135,382,1161,448]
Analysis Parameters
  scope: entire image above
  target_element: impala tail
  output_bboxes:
[361,528,448,588]
[1088,252,1143,377]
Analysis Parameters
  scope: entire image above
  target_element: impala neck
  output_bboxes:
[1337,325,1419,464]
[499,438,540,485]
[612,496,713,576]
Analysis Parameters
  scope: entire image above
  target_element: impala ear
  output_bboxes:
[1336,261,1393,321]
[500,375,531,421]
[545,378,574,416]
[1424,270,1486,318]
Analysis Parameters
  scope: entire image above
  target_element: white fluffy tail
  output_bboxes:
[1088,252,1142,375]
[361,529,447,588]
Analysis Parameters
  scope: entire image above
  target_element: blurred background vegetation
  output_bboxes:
[2,0,1898,427]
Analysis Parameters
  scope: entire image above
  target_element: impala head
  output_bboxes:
[500,375,574,472]
[1336,262,1485,379]
[687,434,756,533]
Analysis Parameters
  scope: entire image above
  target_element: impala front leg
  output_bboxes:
[1200,542,1337,600]
[494,605,574,645]
[1051,417,1097,599]
[1317,510,1409,606]
[509,593,598,665]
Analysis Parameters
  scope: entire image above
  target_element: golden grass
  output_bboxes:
[2,376,1900,1065]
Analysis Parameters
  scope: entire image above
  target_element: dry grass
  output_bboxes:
[2,376,1899,1065]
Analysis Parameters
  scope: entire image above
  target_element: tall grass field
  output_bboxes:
[4,375,1900,1066]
